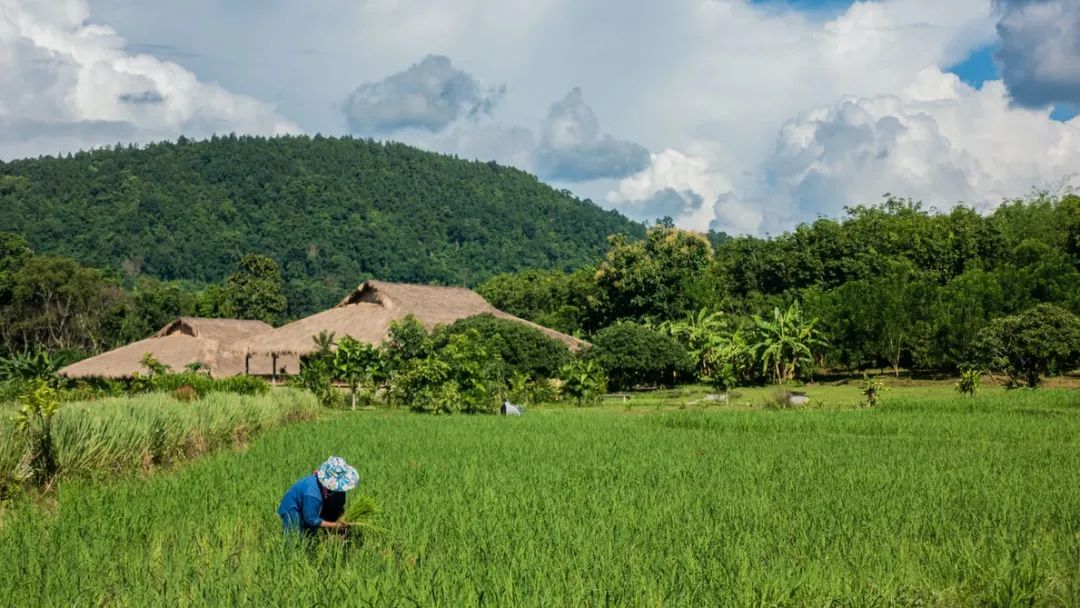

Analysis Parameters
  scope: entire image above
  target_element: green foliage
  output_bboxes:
[343,494,385,541]
[477,267,598,335]
[4,389,1080,604]
[2,389,316,497]
[0,135,642,318]
[956,369,981,397]
[592,225,714,326]
[383,315,432,372]
[333,336,385,410]
[750,303,826,384]
[860,374,885,407]
[974,303,1080,388]
[387,357,454,413]
[432,314,571,380]
[558,359,607,406]
[13,381,61,485]
[586,323,693,391]
[0,350,66,384]
[290,355,339,408]
[221,254,287,324]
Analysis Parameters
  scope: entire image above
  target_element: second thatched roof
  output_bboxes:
[237,280,587,357]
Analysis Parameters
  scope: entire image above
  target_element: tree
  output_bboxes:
[5,256,131,353]
[974,304,1080,388]
[751,303,825,384]
[586,323,694,390]
[222,254,287,324]
[432,314,571,379]
[593,225,714,325]
[333,336,384,410]
[0,232,32,308]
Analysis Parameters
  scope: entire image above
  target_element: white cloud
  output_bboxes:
[762,67,1080,230]
[0,0,297,159]
[605,149,765,234]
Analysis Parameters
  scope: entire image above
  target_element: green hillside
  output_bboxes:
[0,135,642,315]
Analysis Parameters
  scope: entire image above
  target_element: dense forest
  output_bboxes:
[0,135,642,317]
[479,195,1080,377]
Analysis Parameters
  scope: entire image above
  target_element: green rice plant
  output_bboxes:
[1,387,1079,606]
[343,494,385,541]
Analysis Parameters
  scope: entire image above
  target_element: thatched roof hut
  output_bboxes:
[59,317,282,379]
[238,280,587,359]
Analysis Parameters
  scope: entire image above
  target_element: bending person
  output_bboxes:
[278,456,359,535]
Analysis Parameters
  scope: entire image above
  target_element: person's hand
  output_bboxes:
[337,520,350,529]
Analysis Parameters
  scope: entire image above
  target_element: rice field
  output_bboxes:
[2,388,1080,606]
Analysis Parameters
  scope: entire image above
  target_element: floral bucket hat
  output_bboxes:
[316,456,359,492]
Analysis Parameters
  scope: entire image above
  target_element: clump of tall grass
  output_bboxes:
[3,389,318,493]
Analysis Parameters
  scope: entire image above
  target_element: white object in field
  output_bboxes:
[787,394,810,406]
[502,401,523,416]
[704,393,729,403]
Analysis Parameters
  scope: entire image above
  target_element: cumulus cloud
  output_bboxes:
[341,54,505,135]
[995,0,1080,108]
[0,0,298,160]
[534,87,650,182]
[605,149,764,234]
[614,188,702,224]
[763,67,1080,229]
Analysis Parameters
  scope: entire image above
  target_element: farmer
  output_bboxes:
[277,456,359,536]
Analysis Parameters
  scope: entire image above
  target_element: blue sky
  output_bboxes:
[3,0,1080,234]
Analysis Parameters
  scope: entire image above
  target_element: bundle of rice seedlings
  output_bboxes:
[343,494,385,541]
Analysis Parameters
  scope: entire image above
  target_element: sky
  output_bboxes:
[2,0,1080,235]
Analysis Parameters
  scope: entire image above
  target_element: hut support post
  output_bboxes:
[245,354,250,376]
[271,353,278,385]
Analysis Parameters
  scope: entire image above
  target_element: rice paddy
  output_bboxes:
[2,388,1079,606]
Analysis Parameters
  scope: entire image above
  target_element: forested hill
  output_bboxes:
[0,135,643,315]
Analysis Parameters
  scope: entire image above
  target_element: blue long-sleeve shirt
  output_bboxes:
[278,474,344,532]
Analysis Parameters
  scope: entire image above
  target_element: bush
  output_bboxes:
[586,323,694,391]
[974,304,1080,388]
[433,314,571,379]
[559,359,607,406]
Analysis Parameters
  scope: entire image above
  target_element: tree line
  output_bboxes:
[479,194,1080,385]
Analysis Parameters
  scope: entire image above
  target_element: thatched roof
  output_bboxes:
[239,280,588,356]
[60,317,277,379]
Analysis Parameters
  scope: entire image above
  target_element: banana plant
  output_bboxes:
[751,303,826,385]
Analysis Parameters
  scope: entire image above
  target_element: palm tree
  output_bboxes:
[751,303,825,384]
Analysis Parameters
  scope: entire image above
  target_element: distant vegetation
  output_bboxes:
[1,136,1078,401]
[0,135,643,317]
[481,194,1080,382]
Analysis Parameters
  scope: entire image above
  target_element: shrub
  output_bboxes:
[860,374,885,407]
[586,323,693,391]
[974,304,1080,388]
[291,354,338,408]
[13,380,62,485]
[388,357,454,413]
[433,314,571,379]
[955,369,980,397]
[559,359,607,406]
